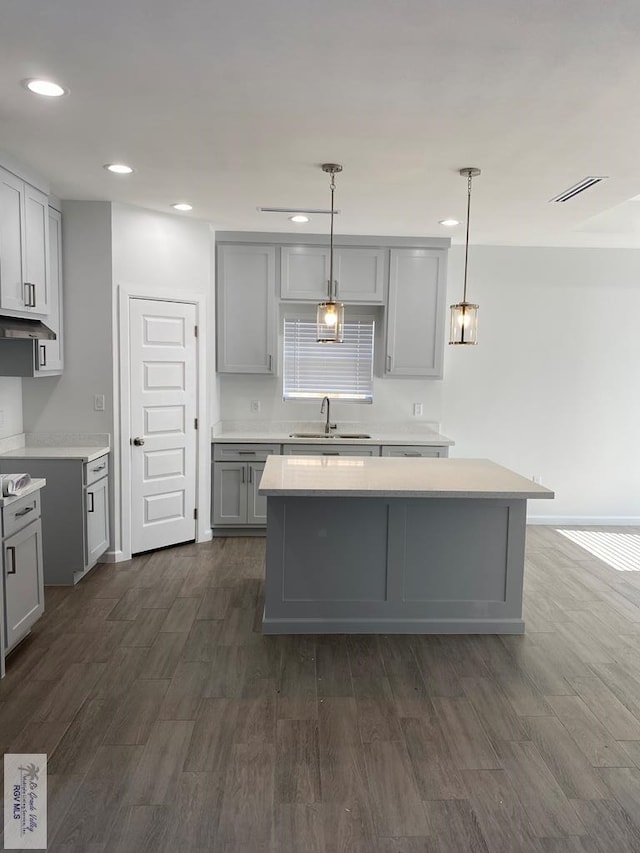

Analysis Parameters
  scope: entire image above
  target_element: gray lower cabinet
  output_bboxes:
[212,444,278,529]
[0,455,110,585]
[381,444,448,458]
[211,440,450,531]
[86,474,109,566]
[282,443,381,457]
[1,490,45,661]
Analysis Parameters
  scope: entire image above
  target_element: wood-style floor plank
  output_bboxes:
[3,526,640,852]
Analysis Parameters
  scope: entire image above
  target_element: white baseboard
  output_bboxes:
[197,528,213,544]
[527,516,640,526]
[102,549,126,563]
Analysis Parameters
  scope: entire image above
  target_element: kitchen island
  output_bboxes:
[259,456,554,634]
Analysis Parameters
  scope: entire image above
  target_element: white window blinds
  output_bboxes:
[283,318,374,402]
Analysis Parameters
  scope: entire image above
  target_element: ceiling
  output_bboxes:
[2,0,640,246]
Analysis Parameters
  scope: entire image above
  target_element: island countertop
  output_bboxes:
[259,456,555,499]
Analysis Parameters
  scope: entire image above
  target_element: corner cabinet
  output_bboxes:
[280,246,386,303]
[0,166,49,316]
[384,248,447,378]
[217,244,276,374]
[0,454,110,585]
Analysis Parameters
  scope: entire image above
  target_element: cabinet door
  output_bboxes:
[335,248,386,303]
[3,519,44,651]
[36,207,63,374]
[280,246,330,300]
[86,476,109,567]
[217,245,276,373]
[23,184,50,314]
[247,462,267,525]
[0,167,26,312]
[212,462,247,525]
[385,249,447,378]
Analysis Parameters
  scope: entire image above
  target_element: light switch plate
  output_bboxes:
[94,394,105,412]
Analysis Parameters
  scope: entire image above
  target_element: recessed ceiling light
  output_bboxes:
[289,214,310,223]
[104,163,134,174]
[439,218,460,227]
[23,78,68,97]
[172,203,193,212]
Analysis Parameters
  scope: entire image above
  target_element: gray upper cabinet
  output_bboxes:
[280,246,329,300]
[385,248,447,378]
[0,167,49,316]
[217,244,276,374]
[35,207,64,374]
[281,246,386,304]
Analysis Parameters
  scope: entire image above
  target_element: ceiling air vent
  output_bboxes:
[549,176,607,203]
[257,207,339,215]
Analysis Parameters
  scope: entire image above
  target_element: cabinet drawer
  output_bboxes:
[213,443,281,462]
[380,445,448,458]
[2,491,41,539]
[283,443,380,457]
[84,455,109,486]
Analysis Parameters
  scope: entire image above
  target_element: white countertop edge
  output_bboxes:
[0,478,46,506]
[259,487,555,499]
[211,432,455,446]
[0,446,110,462]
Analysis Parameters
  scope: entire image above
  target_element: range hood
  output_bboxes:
[0,315,56,340]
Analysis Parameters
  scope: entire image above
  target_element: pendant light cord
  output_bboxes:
[328,172,336,301]
[462,171,472,304]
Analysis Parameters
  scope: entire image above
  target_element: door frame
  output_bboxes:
[115,283,210,562]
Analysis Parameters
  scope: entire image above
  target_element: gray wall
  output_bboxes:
[22,201,114,435]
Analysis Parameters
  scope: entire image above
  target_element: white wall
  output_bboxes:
[0,378,23,438]
[220,244,640,523]
[111,203,215,557]
[443,246,640,523]
[22,201,114,434]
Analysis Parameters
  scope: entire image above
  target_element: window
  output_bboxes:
[283,318,375,402]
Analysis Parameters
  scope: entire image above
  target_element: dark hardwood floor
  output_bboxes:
[2,527,640,852]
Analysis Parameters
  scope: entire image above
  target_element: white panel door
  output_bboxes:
[130,298,198,553]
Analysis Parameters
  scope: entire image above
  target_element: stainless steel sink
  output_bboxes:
[289,432,334,438]
[289,432,371,439]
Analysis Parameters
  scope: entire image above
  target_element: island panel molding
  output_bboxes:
[260,457,553,634]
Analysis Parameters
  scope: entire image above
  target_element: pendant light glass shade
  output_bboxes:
[449,167,481,346]
[316,297,344,343]
[449,301,478,345]
[317,163,344,342]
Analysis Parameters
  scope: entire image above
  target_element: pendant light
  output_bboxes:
[317,163,344,343]
[449,167,481,345]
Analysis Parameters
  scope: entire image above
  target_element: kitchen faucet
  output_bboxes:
[320,396,336,435]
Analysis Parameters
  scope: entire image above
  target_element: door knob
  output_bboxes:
[133,437,145,446]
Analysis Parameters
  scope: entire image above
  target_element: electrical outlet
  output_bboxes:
[250,400,261,413]
[94,394,105,412]
[532,474,542,484]
[0,409,4,428]
[412,403,423,417]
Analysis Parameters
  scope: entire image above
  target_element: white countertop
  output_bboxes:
[0,446,110,463]
[259,456,555,499]
[0,478,46,507]
[212,430,454,447]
